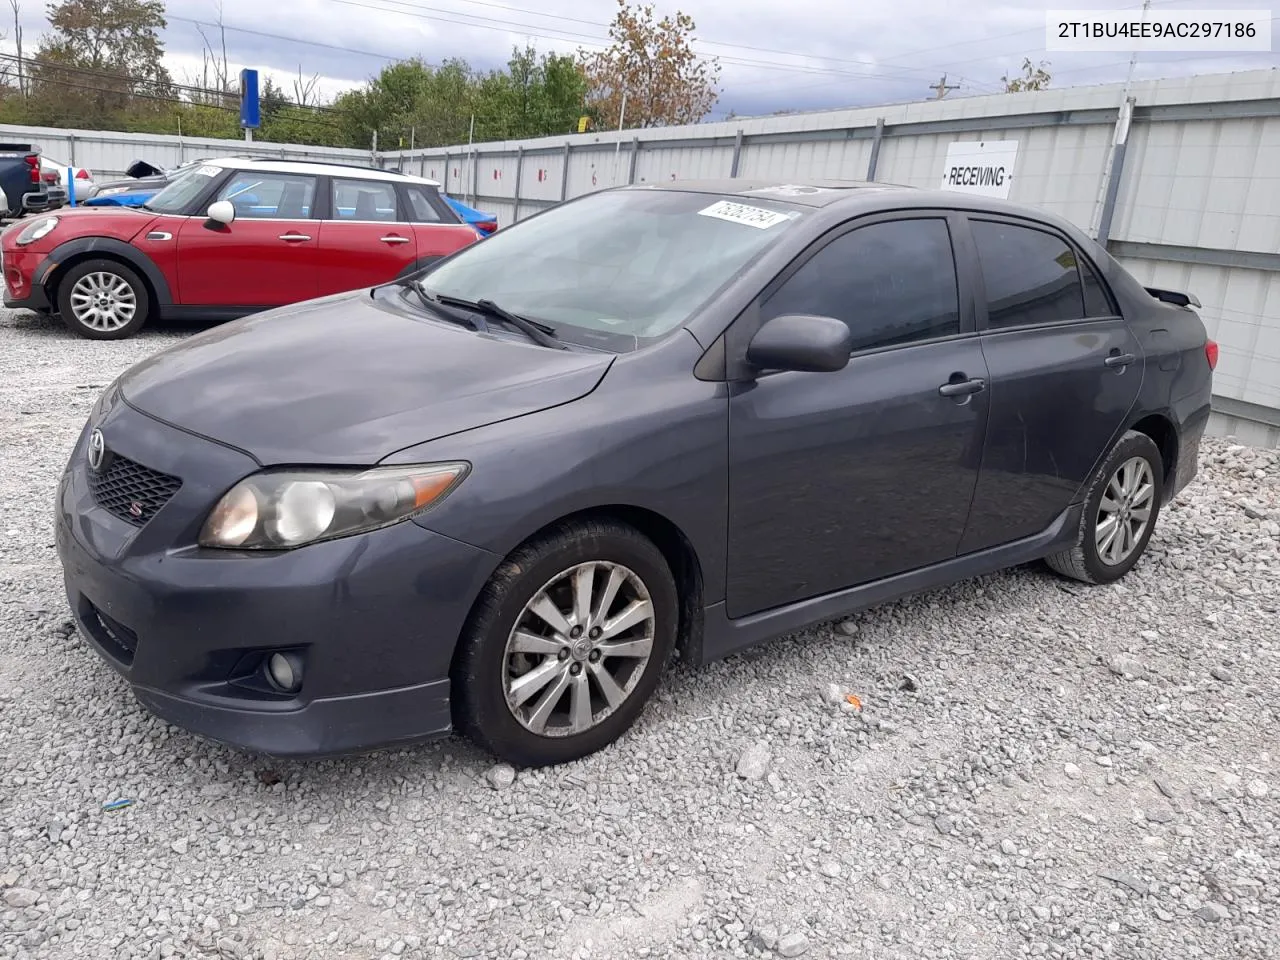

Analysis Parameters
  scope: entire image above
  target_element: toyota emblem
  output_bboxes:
[87,429,106,471]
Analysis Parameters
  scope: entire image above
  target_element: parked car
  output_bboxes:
[0,141,50,217]
[40,157,97,203]
[86,158,219,207]
[54,178,1215,767]
[2,157,478,339]
[444,195,498,236]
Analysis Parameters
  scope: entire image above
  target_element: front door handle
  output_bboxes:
[278,233,312,242]
[1104,352,1136,368]
[938,377,986,398]
[379,235,411,245]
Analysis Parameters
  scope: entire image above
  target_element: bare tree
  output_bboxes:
[292,65,320,108]
[10,0,24,97]
[194,1,232,100]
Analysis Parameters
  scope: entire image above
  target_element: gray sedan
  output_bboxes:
[55,178,1216,767]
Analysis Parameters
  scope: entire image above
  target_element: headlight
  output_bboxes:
[97,186,128,197]
[199,462,470,550]
[16,216,58,245]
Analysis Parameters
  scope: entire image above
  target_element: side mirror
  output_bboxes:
[746,314,852,373]
[206,200,235,225]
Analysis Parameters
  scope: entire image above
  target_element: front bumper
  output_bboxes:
[55,395,499,757]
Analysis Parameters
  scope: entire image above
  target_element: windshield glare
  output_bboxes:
[143,164,222,213]
[419,189,803,343]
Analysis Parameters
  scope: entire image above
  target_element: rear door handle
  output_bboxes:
[1104,353,1136,368]
[379,235,411,245]
[278,233,311,242]
[938,377,986,398]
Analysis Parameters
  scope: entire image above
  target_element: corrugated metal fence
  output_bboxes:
[4,69,1279,444]
[386,69,1280,447]
[0,124,374,180]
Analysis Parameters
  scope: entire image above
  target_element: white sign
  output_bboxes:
[939,140,1019,199]
[1046,10,1270,53]
[697,199,792,229]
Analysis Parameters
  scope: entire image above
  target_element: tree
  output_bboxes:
[473,46,588,141]
[1002,58,1051,93]
[30,0,171,123]
[578,0,719,129]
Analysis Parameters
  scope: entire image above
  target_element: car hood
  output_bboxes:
[118,290,615,466]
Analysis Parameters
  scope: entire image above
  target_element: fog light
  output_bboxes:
[266,652,302,693]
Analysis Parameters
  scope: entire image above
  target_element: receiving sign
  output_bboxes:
[939,140,1019,199]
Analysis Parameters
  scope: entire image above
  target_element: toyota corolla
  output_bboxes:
[55,179,1215,767]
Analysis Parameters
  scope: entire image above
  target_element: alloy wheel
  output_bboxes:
[1095,456,1155,566]
[502,561,656,738]
[68,272,137,333]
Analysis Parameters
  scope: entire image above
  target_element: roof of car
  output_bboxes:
[204,156,442,188]
[631,178,901,207]
[626,177,1088,232]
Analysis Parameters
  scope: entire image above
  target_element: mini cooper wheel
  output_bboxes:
[56,258,150,340]
[452,519,679,767]
[1045,430,1165,585]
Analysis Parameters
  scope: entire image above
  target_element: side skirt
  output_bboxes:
[157,305,273,323]
[698,502,1083,665]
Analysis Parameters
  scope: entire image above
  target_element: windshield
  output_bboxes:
[419,189,804,343]
[143,164,222,213]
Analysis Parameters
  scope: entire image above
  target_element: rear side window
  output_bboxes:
[331,179,397,222]
[762,218,961,353]
[215,173,316,219]
[404,186,443,223]
[971,220,1086,329]
[1080,256,1116,317]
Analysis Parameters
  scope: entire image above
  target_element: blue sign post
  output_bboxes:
[240,68,261,143]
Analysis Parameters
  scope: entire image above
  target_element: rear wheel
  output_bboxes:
[1045,430,1164,585]
[452,519,678,767]
[56,258,150,340]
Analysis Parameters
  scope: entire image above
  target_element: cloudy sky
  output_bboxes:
[7,0,1279,118]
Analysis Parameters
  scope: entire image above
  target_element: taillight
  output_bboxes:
[478,220,498,233]
[1205,339,1218,371]
[24,154,39,184]
[75,169,90,180]
[42,171,58,184]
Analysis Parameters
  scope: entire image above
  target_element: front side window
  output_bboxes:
[761,218,961,353]
[143,164,223,214]
[419,189,805,343]
[332,179,397,222]
[215,173,317,219]
[972,220,1086,329]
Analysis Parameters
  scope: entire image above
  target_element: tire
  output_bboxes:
[1045,430,1165,585]
[452,518,679,767]
[55,258,150,340]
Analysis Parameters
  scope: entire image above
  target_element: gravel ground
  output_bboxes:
[2,307,1278,960]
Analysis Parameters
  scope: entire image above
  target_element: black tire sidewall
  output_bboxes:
[56,259,150,340]
[455,524,678,767]
[1079,432,1165,584]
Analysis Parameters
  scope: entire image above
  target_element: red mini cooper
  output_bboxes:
[2,157,480,339]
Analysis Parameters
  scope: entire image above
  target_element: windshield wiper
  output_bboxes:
[394,280,489,332]
[432,293,568,350]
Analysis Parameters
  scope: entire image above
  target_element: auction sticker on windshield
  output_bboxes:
[697,200,794,229]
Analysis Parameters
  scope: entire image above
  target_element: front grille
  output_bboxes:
[88,453,182,526]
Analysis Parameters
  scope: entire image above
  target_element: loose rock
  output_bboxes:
[777,931,811,957]
[485,764,517,790]
[736,741,771,780]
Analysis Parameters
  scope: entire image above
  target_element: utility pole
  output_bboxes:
[930,74,959,100]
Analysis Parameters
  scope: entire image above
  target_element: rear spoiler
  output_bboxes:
[1145,286,1201,309]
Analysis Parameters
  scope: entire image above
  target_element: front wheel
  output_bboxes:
[452,519,679,767]
[1045,430,1165,585]
[56,258,151,340]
